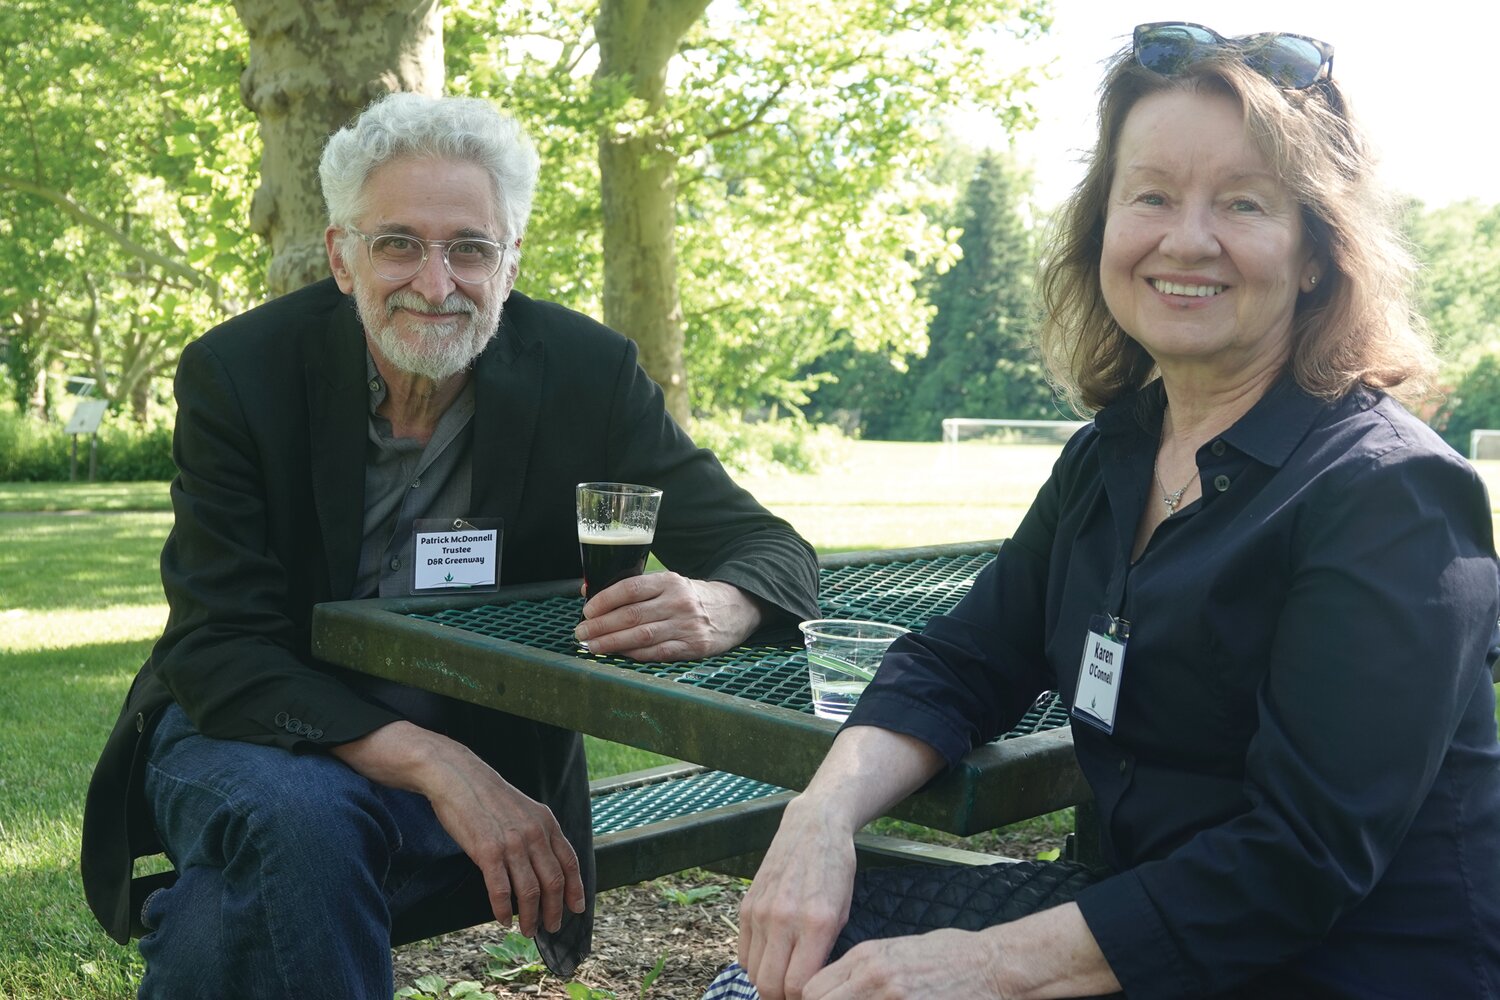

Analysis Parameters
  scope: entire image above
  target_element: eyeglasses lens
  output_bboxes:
[1241,36,1326,89]
[1135,24,1221,77]
[369,235,502,284]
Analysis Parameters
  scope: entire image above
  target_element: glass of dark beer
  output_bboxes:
[576,482,663,600]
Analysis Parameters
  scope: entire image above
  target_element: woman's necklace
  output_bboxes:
[1154,457,1196,515]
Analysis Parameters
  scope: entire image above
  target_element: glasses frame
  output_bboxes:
[345,226,516,285]
[1133,21,1334,90]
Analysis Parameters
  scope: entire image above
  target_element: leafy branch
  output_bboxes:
[0,173,227,313]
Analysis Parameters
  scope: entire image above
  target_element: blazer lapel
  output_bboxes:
[472,308,544,536]
[307,299,369,599]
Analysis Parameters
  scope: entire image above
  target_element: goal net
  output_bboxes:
[942,417,1090,446]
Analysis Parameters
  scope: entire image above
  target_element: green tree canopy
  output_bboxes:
[1408,198,1500,379]
[809,151,1058,439]
[448,0,1052,419]
[0,0,261,420]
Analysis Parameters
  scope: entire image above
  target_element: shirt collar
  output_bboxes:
[1217,375,1336,469]
[1095,373,1343,469]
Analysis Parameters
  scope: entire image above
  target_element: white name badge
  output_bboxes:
[1073,617,1127,735]
[413,523,499,591]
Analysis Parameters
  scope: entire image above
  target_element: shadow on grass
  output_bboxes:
[0,512,170,612]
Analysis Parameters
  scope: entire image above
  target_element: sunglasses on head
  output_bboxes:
[1133,21,1334,90]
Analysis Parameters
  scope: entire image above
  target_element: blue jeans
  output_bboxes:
[138,704,471,1000]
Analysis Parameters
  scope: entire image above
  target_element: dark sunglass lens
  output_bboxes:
[1242,36,1324,88]
[1136,24,1219,76]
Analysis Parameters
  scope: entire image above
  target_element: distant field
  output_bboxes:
[737,440,1062,550]
[742,442,1500,550]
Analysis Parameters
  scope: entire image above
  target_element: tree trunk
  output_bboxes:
[232,0,444,297]
[6,307,49,418]
[594,0,709,425]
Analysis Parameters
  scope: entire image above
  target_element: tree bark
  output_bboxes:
[232,0,444,297]
[594,0,709,425]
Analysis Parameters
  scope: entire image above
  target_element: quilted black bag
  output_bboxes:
[829,859,1107,961]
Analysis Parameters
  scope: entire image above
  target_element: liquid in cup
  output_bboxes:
[576,482,663,600]
[799,619,909,722]
[578,524,654,597]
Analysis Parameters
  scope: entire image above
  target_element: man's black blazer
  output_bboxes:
[80,278,820,972]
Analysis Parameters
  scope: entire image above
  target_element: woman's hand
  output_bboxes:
[738,796,861,1000]
[803,903,1121,1000]
[802,929,1008,1000]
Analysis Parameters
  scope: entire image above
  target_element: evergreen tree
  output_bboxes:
[810,153,1061,439]
[894,153,1060,439]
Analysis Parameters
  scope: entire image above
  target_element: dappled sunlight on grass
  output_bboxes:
[0,512,170,612]
[1,605,166,652]
[0,481,171,513]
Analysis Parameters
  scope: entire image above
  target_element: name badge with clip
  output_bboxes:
[412,517,502,593]
[1073,613,1128,734]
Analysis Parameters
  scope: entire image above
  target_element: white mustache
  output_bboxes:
[385,291,477,318]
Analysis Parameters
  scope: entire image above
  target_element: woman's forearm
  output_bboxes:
[794,723,947,834]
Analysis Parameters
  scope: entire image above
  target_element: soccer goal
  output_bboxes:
[1469,429,1500,460]
[941,417,1090,446]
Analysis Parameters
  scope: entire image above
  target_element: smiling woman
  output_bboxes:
[718,21,1500,1000]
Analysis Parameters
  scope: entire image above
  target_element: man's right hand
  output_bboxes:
[738,795,860,1000]
[331,721,586,937]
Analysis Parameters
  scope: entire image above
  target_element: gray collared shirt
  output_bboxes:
[349,352,479,730]
[353,353,477,600]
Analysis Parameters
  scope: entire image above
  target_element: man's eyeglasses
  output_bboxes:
[346,227,514,284]
[1133,22,1334,90]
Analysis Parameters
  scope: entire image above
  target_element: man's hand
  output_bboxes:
[574,574,763,660]
[331,722,586,938]
[737,797,859,1000]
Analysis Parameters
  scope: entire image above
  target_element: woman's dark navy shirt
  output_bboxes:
[848,378,1500,998]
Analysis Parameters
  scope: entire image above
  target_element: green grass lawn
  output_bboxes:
[4,440,1499,999]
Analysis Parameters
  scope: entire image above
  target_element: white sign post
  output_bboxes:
[64,398,109,482]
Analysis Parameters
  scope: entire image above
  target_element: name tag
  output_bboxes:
[1073,615,1127,734]
[413,518,500,592]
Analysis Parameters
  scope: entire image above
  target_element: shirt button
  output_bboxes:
[1213,474,1231,492]
[1211,439,1226,456]
[410,477,421,489]
[389,557,401,571]
[368,378,381,392]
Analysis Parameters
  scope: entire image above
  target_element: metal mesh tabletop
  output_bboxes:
[410,550,1067,740]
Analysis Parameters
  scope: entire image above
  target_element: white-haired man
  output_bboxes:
[82,93,820,999]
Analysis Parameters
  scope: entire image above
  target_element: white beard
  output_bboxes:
[354,281,502,381]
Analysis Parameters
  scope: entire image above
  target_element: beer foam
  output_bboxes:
[578,525,654,545]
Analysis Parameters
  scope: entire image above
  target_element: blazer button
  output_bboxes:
[136,712,145,733]
[1117,759,1128,774]
[1213,474,1231,493]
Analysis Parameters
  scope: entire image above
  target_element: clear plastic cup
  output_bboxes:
[798,619,909,722]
